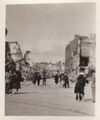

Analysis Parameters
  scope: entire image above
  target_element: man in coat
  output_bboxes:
[74,69,88,101]
[54,73,59,85]
[14,70,22,93]
[63,73,69,88]
[37,72,41,86]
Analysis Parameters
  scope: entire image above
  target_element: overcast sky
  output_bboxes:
[6,3,96,62]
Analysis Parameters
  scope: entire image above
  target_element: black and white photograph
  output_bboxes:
[5,3,96,116]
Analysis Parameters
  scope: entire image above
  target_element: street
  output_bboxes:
[5,78,95,116]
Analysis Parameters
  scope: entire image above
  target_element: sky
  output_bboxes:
[6,3,96,63]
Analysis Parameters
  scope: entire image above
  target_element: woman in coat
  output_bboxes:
[74,72,88,101]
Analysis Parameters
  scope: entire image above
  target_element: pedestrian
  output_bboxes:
[59,73,64,87]
[31,72,36,85]
[59,73,62,82]
[14,70,22,93]
[63,73,69,88]
[74,68,88,101]
[91,69,95,102]
[37,72,41,86]
[9,70,15,94]
[5,70,11,94]
[33,71,38,85]
[42,69,46,85]
[54,73,59,85]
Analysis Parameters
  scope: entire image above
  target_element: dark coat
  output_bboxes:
[37,74,41,81]
[32,72,38,84]
[74,74,88,95]
[54,74,59,84]
[43,71,46,79]
[64,75,69,83]
[14,71,21,89]
[9,72,15,89]
[31,73,36,84]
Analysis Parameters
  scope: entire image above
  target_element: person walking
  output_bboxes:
[59,73,64,87]
[37,72,41,86]
[74,69,88,101]
[32,72,36,85]
[91,69,95,102]
[9,70,15,94]
[54,73,59,85]
[42,69,46,85]
[63,73,69,88]
[15,70,22,93]
[5,70,11,94]
[33,71,38,85]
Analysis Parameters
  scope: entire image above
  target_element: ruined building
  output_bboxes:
[5,41,23,71]
[5,41,32,80]
[8,41,23,62]
[65,34,96,81]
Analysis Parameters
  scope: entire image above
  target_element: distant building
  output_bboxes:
[31,61,64,78]
[65,34,96,81]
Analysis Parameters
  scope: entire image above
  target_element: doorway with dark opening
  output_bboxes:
[80,56,89,67]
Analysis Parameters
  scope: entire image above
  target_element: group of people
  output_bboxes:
[54,72,69,88]
[5,66,96,103]
[31,69,47,86]
[54,67,95,103]
[5,68,22,94]
[31,70,70,89]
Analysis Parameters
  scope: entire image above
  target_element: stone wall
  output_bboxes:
[65,34,96,81]
[65,35,80,81]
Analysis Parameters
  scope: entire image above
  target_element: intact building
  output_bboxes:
[65,34,96,81]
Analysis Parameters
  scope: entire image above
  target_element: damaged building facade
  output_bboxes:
[65,34,96,81]
[5,41,31,81]
[6,41,23,71]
